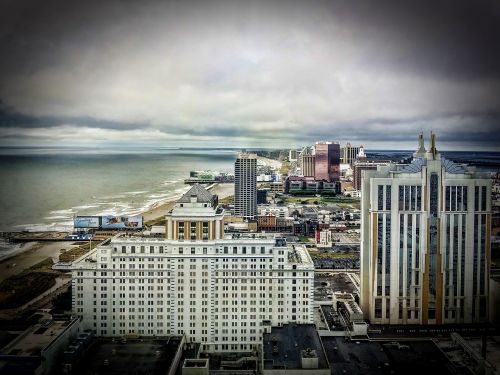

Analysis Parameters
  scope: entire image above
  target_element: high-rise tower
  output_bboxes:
[299,147,315,177]
[360,133,491,325]
[341,143,362,165]
[314,141,340,181]
[234,152,257,219]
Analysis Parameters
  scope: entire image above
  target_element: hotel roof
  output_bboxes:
[177,184,214,203]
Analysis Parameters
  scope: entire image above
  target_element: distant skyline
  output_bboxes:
[1,0,499,150]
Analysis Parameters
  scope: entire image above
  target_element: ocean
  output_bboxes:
[0,147,499,233]
[0,147,238,232]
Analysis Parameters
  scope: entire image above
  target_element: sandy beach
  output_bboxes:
[257,155,282,169]
[0,182,236,278]
[142,182,235,222]
[0,241,78,282]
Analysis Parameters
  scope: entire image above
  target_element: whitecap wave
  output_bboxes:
[124,191,149,195]
[148,193,171,199]
[72,204,102,210]
[44,215,72,220]
[49,209,75,215]
[162,179,182,185]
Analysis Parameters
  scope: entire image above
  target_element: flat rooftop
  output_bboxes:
[314,272,359,301]
[72,337,183,375]
[1,318,79,357]
[263,324,329,370]
[321,337,459,375]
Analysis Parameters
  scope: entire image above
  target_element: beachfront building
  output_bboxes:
[72,185,315,352]
[235,152,257,219]
[360,133,492,325]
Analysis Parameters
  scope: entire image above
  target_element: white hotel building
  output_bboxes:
[360,133,491,325]
[72,185,314,352]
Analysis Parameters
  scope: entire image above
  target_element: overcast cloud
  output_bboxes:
[0,0,499,150]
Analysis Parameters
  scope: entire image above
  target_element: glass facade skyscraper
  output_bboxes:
[314,141,340,182]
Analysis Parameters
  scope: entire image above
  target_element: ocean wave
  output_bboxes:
[124,190,149,195]
[44,215,72,220]
[72,204,102,210]
[148,193,172,199]
[162,179,182,185]
[49,209,75,215]
[100,194,127,200]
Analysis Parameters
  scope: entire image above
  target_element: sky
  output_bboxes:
[0,0,499,150]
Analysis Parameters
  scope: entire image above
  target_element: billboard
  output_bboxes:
[74,216,100,228]
[101,215,143,229]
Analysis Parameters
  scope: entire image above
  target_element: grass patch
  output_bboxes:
[282,196,320,204]
[145,218,166,227]
[309,251,359,259]
[29,257,54,272]
[298,235,312,242]
[0,272,57,309]
[59,241,100,262]
[282,195,360,209]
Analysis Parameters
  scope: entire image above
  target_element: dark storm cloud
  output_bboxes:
[0,0,499,149]
[325,0,500,81]
[0,102,149,130]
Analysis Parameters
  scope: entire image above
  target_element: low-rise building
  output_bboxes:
[0,315,82,375]
[262,324,330,375]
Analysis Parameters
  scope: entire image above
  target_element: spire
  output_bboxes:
[430,131,437,159]
[413,132,426,158]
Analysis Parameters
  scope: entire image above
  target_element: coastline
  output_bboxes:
[0,153,282,277]
[0,182,235,271]
[142,182,235,223]
[0,241,79,283]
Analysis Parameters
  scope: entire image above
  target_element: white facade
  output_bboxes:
[360,134,492,325]
[72,186,314,353]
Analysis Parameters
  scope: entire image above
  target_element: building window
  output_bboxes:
[190,222,197,240]
[386,185,391,210]
[378,185,384,211]
[179,222,185,240]
[202,222,209,240]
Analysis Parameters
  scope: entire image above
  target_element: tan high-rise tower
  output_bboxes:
[360,133,491,325]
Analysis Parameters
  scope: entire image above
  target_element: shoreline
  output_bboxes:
[0,241,79,283]
[0,182,234,269]
[142,182,234,223]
